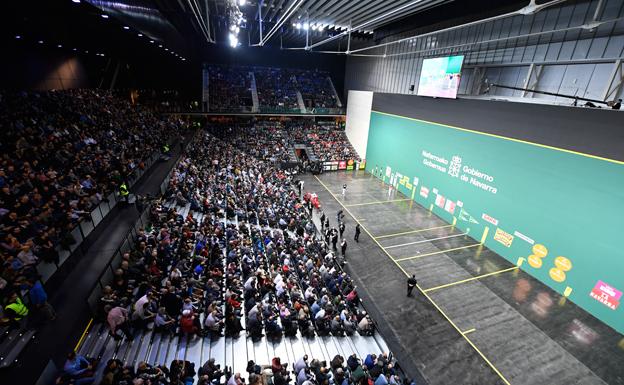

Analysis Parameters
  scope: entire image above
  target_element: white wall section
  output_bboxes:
[345,90,374,159]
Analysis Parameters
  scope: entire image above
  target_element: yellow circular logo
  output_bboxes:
[554,256,572,272]
[532,244,548,258]
[528,255,543,269]
[549,268,566,282]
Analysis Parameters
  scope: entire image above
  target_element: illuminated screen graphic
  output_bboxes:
[417,55,464,99]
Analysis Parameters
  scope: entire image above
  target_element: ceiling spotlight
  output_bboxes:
[149,40,154,43]
[318,25,324,31]
[123,26,130,30]
[38,40,44,44]
[57,44,63,48]
[101,14,109,19]
[164,48,169,51]
[229,33,239,48]
[15,35,21,39]
[311,25,317,31]
[295,23,301,30]
[72,48,77,51]
[292,23,297,27]
[239,0,246,6]
[303,23,309,31]
[84,50,89,53]
[137,33,143,37]
[182,58,186,61]
[72,0,81,3]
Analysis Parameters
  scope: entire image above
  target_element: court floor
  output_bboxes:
[301,170,624,385]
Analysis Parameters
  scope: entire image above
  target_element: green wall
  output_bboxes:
[365,110,624,334]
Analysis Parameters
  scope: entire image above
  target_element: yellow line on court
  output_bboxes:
[313,175,512,385]
[74,318,93,352]
[345,198,411,207]
[423,266,519,293]
[372,110,624,166]
[375,224,454,239]
[394,243,481,262]
[462,328,476,335]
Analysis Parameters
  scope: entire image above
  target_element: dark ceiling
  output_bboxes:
[4,0,530,65]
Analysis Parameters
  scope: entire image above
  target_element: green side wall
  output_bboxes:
[365,110,624,334]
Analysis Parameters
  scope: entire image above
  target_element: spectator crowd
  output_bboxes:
[56,125,398,384]
[0,89,186,329]
[205,66,341,113]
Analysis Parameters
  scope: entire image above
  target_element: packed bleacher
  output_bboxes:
[203,118,359,165]
[208,67,254,112]
[62,127,399,385]
[255,67,300,112]
[292,69,340,110]
[0,89,186,330]
[205,66,341,113]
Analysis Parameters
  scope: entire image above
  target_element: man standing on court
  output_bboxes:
[342,183,347,198]
[320,212,326,230]
[354,224,361,242]
[331,229,339,251]
[339,222,345,238]
[341,238,347,257]
[407,275,418,296]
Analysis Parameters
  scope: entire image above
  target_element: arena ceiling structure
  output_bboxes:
[6,0,534,65]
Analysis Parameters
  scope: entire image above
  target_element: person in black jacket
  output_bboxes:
[407,275,418,297]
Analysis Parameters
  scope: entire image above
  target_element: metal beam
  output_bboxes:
[349,0,567,54]
[522,63,543,97]
[307,0,431,49]
[377,17,624,59]
[602,59,623,101]
[260,0,304,45]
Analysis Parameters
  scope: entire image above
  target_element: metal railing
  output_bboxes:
[36,151,163,286]
[84,138,192,316]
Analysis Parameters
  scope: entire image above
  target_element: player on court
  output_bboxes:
[342,183,347,198]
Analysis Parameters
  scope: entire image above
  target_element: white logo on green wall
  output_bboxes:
[421,150,498,194]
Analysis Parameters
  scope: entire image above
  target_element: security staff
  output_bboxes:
[407,275,418,297]
[354,224,361,242]
[339,222,346,238]
[341,238,347,257]
[5,293,29,326]
[119,182,130,203]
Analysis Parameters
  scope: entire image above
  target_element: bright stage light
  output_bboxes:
[239,0,246,5]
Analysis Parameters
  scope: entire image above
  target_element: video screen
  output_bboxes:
[417,55,464,99]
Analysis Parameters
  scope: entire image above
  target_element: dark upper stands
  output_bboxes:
[205,66,341,113]
[208,67,254,112]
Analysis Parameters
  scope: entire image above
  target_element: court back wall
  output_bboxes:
[365,93,624,334]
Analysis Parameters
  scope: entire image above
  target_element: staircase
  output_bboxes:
[327,76,343,107]
[305,145,318,162]
[249,71,260,112]
[296,90,307,113]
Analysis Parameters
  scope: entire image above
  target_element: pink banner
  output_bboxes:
[589,280,621,310]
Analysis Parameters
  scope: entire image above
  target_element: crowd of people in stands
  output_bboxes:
[204,118,359,165]
[208,66,254,112]
[205,66,340,113]
[255,67,300,111]
[0,89,186,330]
[301,123,359,163]
[56,125,394,384]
